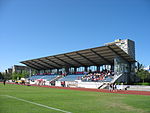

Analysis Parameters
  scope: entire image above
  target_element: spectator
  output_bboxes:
[3,79,6,85]
[109,84,113,92]
[114,83,117,91]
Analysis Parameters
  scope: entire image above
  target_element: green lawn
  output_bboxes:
[0,83,150,113]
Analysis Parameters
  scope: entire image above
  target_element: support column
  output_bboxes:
[111,65,114,71]
[84,66,88,72]
[57,69,59,74]
[38,70,40,74]
[74,67,77,74]
[96,66,100,72]
[65,67,69,75]
[49,69,52,73]
[43,70,46,73]
[127,63,132,84]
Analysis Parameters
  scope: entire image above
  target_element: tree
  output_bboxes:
[136,69,150,83]
[12,71,30,80]
[135,62,144,72]
[21,71,30,78]
[0,72,4,80]
[1,73,12,80]
[12,72,19,80]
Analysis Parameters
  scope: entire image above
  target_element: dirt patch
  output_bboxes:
[108,101,146,113]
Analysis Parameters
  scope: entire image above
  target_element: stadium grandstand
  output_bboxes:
[21,39,136,89]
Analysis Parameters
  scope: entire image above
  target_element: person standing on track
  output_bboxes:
[109,83,113,92]
[3,79,6,85]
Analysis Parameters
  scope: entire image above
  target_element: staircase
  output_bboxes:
[99,73,123,89]
[50,75,61,82]
[99,83,107,89]
[110,73,123,83]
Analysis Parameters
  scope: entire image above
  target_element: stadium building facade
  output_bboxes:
[5,65,36,75]
[21,39,136,86]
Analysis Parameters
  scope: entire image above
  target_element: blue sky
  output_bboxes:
[0,0,150,72]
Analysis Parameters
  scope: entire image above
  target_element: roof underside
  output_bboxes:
[20,44,136,70]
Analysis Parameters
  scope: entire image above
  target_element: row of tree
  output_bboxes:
[0,70,36,81]
[135,63,150,83]
[136,69,150,83]
[0,72,12,80]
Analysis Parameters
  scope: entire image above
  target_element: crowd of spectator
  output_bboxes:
[81,70,114,82]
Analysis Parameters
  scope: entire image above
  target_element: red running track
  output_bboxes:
[2,82,150,96]
[38,85,150,96]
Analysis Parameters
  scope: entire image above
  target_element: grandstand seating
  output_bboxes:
[101,77,113,82]
[41,75,57,81]
[29,75,57,81]
[29,75,43,80]
[58,74,84,81]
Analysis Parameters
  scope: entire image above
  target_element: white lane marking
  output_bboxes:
[1,95,72,113]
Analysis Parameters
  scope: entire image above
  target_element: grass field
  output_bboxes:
[0,83,150,113]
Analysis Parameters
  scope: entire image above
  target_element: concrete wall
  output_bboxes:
[55,80,104,89]
[77,81,103,89]
[127,85,150,91]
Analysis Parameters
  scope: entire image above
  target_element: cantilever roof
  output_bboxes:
[20,44,136,70]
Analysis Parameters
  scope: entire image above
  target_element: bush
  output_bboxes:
[134,82,150,86]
